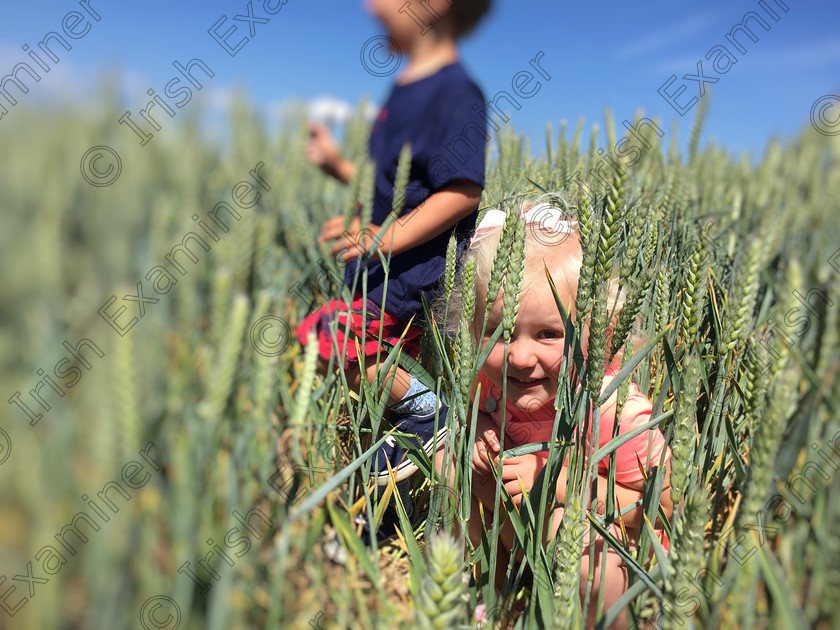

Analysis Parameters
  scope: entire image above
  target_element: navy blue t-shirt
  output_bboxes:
[345,61,487,323]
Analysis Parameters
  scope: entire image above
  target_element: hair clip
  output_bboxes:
[469,203,577,249]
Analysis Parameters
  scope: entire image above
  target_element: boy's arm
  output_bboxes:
[305,123,356,184]
[322,179,482,261]
[322,158,356,185]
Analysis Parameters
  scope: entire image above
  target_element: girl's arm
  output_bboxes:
[490,450,673,529]
[555,458,674,530]
[593,375,674,529]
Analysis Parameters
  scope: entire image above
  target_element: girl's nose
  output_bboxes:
[506,337,537,370]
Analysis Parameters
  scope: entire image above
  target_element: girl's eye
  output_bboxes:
[539,330,564,340]
[483,332,504,345]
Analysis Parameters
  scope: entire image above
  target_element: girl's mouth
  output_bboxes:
[508,376,546,388]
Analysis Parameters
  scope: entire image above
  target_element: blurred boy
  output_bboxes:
[297,0,492,539]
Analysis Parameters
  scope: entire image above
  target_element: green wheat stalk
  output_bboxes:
[662,483,711,630]
[552,492,586,628]
[413,532,468,629]
[199,292,249,421]
[670,352,700,504]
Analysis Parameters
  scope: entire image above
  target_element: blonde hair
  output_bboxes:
[435,194,640,365]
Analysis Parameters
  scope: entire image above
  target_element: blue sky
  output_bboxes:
[2,0,838,158]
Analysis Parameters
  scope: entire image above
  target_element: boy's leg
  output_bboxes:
[351,367,447,543]
[304,303,432,544]
[317,357,418,408]
[347,360,412,406]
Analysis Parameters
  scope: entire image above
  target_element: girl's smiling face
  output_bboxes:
[473,232,586,414]
[479,279,576,414]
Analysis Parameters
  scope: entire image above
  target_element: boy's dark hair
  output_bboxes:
[450,0,492,38]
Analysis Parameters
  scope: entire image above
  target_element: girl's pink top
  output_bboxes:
[473,364,671,550]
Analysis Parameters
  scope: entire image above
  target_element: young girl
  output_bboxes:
[436,200,673,629]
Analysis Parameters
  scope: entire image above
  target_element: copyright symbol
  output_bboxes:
[360,36,402,77]
[250,315,290,357]
[0,428,11,467]
[506,421,533,445]
[528,204,575,247]
[140,595,181,630]
[80,145,122,187]
[314,433,341,466]
[482,604,508,628]
[810,95,840,136]
[427,483,458,528]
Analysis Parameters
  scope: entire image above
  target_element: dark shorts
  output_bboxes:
[294,296,423,370]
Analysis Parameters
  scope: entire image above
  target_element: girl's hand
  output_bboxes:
[468,413,553,509]
[471,411,502,476]
[499,453,549,507]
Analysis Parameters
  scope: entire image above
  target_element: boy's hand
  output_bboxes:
[306,123,355,184]
[305,123,340,169]
[318,216,382,262]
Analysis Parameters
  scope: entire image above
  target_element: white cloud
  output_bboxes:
[617,12,717,61]
[746,39,840,70]
[0,40,95,105]
[0,43,20,67]
[307,96,378,123]
[650,38,840,75]
[266,96,379,125]
[308,96,353,123]
[201,86,237,112]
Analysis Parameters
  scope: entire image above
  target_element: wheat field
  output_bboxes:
[1,91,838,630]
